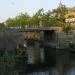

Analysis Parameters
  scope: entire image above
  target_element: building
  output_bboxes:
[65,7,75,29]
[66,7,75,18]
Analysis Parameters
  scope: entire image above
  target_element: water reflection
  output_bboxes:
[27,67,75,75]
[51,67,75,75]
[67,68,75,75]
[51,68,59,75]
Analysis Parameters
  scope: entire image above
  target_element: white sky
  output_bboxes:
[0,0,75,23]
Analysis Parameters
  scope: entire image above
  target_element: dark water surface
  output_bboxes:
[27,62,75,75]
[27,68,75,75]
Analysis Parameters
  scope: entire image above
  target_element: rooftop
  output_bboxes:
[67,7,75,11]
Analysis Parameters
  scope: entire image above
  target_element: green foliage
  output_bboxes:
[48,18,61,27]
[15,13,31,26]
[30,8,44,27]
[5,4,68,28]
[0,23,5,31]
[0,30,28,75]
[63,24,72,33]
[0,51,17,75]
[53,3,68,22]
[5,13,31,27]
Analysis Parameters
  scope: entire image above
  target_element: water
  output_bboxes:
[27,68,75,75]
[27,65,75,75]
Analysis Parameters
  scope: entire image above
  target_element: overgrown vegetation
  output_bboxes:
[0,29,28,75]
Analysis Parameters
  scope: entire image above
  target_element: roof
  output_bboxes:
[67,7,75,11]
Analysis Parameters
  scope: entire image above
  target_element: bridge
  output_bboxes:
[6,27,75,74]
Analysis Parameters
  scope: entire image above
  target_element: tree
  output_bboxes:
[5,4,68,28]
[48,18,61,27]
[53,3,68,22]
[0,23,5,31]
[5,18,14,27]
[52,3,67,27]
[15,13,31,27]
[41,10,52,27]
[0,29,28,75]
[5,13,31,27]
[30,8,44,27]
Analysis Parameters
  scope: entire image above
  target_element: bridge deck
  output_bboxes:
[18,28,54,32]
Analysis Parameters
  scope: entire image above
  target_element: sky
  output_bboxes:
[0,0,75,23]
